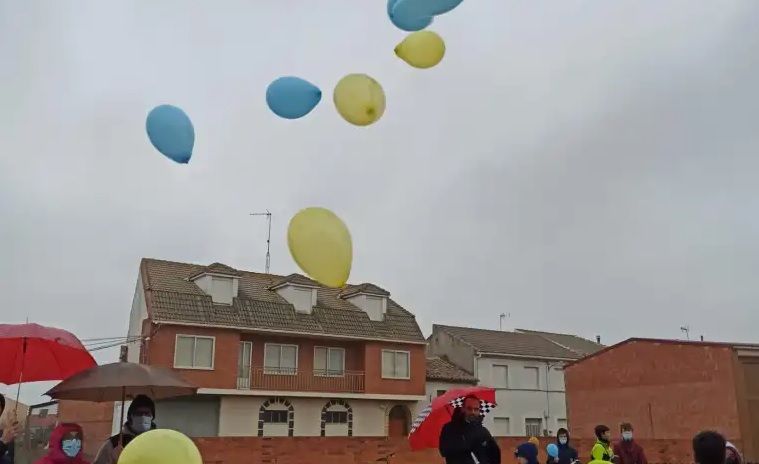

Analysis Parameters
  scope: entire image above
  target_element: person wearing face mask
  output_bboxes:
[613,423,646,464]
[439,395,501,464]
[548,428,578,464]
[591,425,614,463]
[34,423,88,464]
[92,395,156,464]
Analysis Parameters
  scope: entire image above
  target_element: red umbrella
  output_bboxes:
[0,323,96,412]
[409,386,497,451]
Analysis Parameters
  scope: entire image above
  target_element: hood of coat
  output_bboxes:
[42,423,86,464]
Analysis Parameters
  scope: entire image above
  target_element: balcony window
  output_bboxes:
[264,343,298,375]
[314,347,345,376]
[174,335,215,369]
[381,350,410,379]
[237,341,252,389]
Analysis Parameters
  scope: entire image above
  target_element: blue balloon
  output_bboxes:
[266,76,322,119]
[392,0,463,19]
[387,0,432,32]
[547,444,559,458]
[146,105,195,164]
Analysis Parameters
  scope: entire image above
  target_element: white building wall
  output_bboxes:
[126,274,148,363]
[476,356,568,437]
[217,396,417,437]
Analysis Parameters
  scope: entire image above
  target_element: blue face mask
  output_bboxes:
[61,438,81,458]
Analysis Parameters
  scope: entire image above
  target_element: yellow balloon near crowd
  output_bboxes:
[395,31,446,69]
[118,429,202,464]
[288,207,353,288]
[333,74,386,126]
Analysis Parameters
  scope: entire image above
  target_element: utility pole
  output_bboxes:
[250,210,272,274]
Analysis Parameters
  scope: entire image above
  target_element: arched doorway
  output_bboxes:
[388,405,410,437]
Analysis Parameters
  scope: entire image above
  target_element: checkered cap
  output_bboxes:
[409,396,496,435]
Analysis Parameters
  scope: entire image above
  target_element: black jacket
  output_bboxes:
[547,435,578,464]
[439,418,501,464]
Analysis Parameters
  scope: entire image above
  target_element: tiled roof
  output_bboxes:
[340,283,390,298]
[426,357,477,383]
[434,325,582,360]
[141,258,424,343]
[188,262,242,280]
[516,329,604,356]
[269,273,320,289]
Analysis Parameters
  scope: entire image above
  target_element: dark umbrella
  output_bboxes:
[45,362,197,444]
[0,323,96,413]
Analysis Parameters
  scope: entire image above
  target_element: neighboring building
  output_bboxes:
[425,356,477,402]
[564,338,759,461]
[125,258,427,438]
[428,324,602,437]
[27,401,59,449]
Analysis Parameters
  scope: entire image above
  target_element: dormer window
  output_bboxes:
[188,263,241,305]
[339,284,390,321]
[269,274,318,313]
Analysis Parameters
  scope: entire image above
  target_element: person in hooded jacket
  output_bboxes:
[517,442,539,464]
[725,441,743,464]
[34,423,89,464]
[547,428,579,464]
[92,395,156,464]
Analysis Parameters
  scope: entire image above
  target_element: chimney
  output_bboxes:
[596,335,601,344]
[700,335,704,342]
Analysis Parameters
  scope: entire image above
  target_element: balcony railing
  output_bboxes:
[237,366,365,393]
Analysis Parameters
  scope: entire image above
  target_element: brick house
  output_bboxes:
[125,258,427,438]
[564,338,759,461]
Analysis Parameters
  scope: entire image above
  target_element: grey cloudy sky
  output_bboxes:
[1,0,758,403]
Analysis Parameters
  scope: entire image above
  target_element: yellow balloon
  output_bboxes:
[118,429,202,464]
[288,207,352,288]
[395,30,446,69]
[333,74,386,126]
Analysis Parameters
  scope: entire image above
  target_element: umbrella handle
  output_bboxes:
[14,338,27,416]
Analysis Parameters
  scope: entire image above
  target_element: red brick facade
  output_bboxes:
[140,322,426,396]
[565,339,749,452]
[194,436,703,464]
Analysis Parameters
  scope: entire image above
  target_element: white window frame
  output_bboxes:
[313,346,346,377]
[525,417,543,436]
[173,334,215,370]
[381,349,411,380]
[263,343,299,375]
[494,416,510,435]
[492,364,509,389]
[523,366,540,390]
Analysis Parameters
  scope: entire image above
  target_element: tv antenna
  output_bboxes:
[250,210,272,274]
[680,325,690,340]
[499,313,510,331]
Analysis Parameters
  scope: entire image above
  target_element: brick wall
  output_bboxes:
[194,436,706,464]
[565,340,742,441]
[57,400,114,460]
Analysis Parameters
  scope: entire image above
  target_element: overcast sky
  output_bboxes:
[1,0,758,403]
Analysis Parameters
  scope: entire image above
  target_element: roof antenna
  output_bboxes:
[250,210,272,274]
[680,325,690,340]
[499,313,510,331]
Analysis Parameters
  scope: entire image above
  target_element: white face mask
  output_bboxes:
[622,431,633,441]
[559,437,568,445]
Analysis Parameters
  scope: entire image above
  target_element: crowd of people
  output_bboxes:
[0,393,157,464]
[437,395,744,464]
